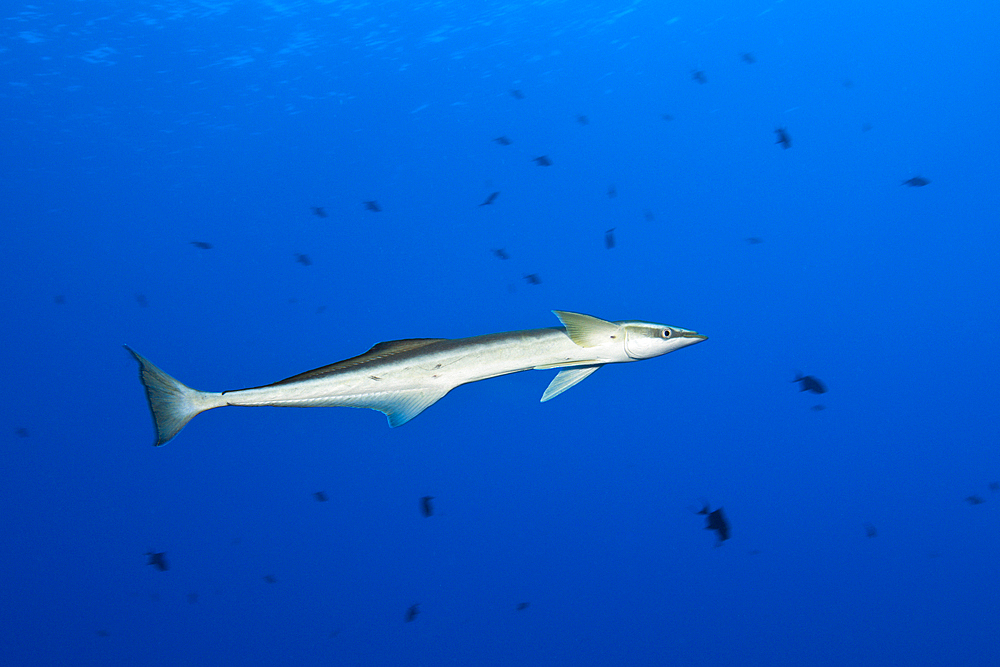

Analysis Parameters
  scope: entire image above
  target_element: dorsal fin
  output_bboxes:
[269,338,446,386]
[552,311,622,348]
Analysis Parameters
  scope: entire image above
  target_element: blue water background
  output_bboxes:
[2,1,999,665]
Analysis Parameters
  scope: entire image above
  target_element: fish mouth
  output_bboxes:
[681,332,708,341]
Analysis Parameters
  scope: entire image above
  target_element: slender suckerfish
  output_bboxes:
[125,311,706,446]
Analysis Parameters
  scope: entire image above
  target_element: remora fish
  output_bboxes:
[125,311,706,446]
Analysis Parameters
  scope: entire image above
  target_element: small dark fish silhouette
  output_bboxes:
[774,127,792,149]
[295,253,312,266]
[533,155,552,166]
[661,113,674,121]
[605,228,616,249]
[493,136,512,146]
[145,552,169,571]
[607,184,617,198]
[989,482,999,492]
[479,192,499,206]
[516,602,530,611]
[510,89,525,99]
[190,241,213,249]
[53,295,66,304]
[135,294,149,308]
[864,523,877,538]
[523,273,542,285]
[15,427,29,438]
[697,503,730,545]
[965,495,985,505]
[421,496,434,517]
[96,630,110,637]
[862,122,873,132]
[263,575,277,583]
[793,373,827,394]
[314,491,328,502]
[492,248,510,260]
[406,603,420,622]
[746,237,764,244]
[691,69,707,84]
[902,176,930,187]
[811,404,826,411]
[576,114,589,125]
[311,206,327,218]
[643,209,655,221]
[741,52,756,64]
[364,200,382,212]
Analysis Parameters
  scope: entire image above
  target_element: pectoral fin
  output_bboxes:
[553,311,623,347]
[540,365,602,402]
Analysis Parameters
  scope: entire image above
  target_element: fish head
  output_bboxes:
[617,320,707,359]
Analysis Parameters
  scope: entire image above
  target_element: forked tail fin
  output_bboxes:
[124,346,223,446]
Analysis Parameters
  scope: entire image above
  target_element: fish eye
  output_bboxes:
[661,329,672,338]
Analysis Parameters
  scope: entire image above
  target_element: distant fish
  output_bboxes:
[421,496,434,517]
[607,184,617,198]
[793,373,827,394]
[740,52,756,64]
[314,491,328,502]
[479,192,499,206]
[295,253,312,266]
[965,495,985,505]
[864,522,877,538]
[311,207,327,218]
[902,176,930,187]
[989,482,999,493]
[510,89,525,100]
[576,114,589,125]
[697,502,730,546]
[492,248,510,260]
[493,136,512,146]
[53,295,66,304]
[364,200,382,212]
[15,427,29,438]
[263,575,277,583]
[661,114,674,121]
[605,228,616,249]
[516,602,530,611]
[745,237,764,244]
[190,241,213,249]
[135,294,149,308]
[774,127,792,149]
[643,209,655,221]
[406,603,420,622]
[691,69,707,84]
[533,155,552,166]
[523,273,542,285]
[145,552,169,571]
[810,404,826,411]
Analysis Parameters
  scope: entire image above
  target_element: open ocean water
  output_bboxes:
[2,1,998,665]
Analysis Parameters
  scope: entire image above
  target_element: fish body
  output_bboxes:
[705,508,730,544]
[126,311,706,446]
[793,373,827,394]
[902,176,930,187]
[774,127,791,149]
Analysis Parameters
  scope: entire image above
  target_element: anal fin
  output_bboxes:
[305,389,452,427]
